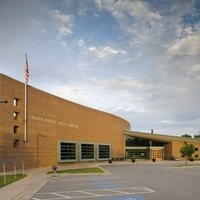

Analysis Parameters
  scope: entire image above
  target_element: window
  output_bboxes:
[13,112,19,119]
[13,139,19,148]
[81,143,94,160]
[59,141,76,162]
[14,98,19,107]
[98,144,110,160]
[13,125,19,134]
[125,149,147,159]
[125,136,164,147]
[195,148,198,151]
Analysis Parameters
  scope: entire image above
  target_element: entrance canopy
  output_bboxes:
[124,130,199,143]
[124,131,169,160]
[124,131,200,160]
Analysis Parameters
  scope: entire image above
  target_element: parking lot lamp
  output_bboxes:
[149,141,152,160]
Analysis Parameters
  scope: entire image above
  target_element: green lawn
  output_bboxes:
[47,167,105,174]
[0,174,26,188]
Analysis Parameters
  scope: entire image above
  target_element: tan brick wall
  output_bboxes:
[164,142,172,160]
[0,74,130,170]
[172,140,200,160]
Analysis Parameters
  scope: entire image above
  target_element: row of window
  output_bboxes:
[59,141,110,162]
[13,98,20,134]
[13,98,20,122]
[13,98,20,147]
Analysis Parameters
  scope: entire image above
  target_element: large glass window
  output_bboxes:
[60,141,76,162]
[125,136,164,147]
[81,143,94,160]
[125,149,148,159]
[98,144,110,160]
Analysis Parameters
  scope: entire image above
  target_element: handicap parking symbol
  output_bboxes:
[103,195,144,200]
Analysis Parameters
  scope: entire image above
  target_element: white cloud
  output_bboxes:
[78,1,89,16]
[51,84,90,105]
[92,76,143,90]
[191,64,200,72]
[1,0,200,136]
[168,35,200,56]
[59,27,72,36]
[52,9,74,47]
[53,9,72,23]
[60,40,68,48]
[160,120,175,125]
[83,45,127,59]
[95,0,163,43]
[167,26,200,56]
[29,19,47,33]
[77,38,85,48]
[112,1,161,21]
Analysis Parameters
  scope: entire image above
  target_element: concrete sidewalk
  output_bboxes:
[0,167,49,200]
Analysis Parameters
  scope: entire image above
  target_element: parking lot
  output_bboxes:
[32,162,200,200]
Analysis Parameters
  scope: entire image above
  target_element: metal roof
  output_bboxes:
[124,130,200,143]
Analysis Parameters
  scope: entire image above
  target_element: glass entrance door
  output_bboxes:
[151,148,163,160]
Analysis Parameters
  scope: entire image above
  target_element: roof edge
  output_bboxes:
[124,130,200,143]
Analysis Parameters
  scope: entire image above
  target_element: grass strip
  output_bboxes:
[174,163,200,167]
[0,174,26,188]
[47,167,105,174]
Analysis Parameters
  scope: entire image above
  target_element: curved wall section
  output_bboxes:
[0,74,130,169]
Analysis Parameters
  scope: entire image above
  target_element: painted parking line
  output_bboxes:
[49,181,128,187]
[32,186,154,199]
[102,195,145,200]
[49,175,120,182]
[43,178,125,192]
[51,193,71,198]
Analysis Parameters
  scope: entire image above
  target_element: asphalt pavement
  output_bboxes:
[1,161,200,200]
[32,161,200,200]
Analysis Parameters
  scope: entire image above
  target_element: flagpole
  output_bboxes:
[24,81,27,142]
[24,54,29,143]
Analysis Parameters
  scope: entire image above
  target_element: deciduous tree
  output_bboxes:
[181,134,192,138]
[180,142,195,166]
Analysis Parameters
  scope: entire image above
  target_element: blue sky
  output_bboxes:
[0,0,200,136]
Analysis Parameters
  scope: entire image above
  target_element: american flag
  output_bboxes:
[25,54,29,84]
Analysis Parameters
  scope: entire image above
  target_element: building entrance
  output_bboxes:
[125,136,165,160]
[151,148,163,160]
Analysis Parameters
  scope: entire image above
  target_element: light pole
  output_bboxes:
[149,141,152,160]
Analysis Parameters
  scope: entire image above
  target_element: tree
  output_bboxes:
[180,142,195,166]
[181,134,192,138]
[194,134,200,139]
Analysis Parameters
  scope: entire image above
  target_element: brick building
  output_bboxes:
[0,74,130,169]
[0,74,200,170]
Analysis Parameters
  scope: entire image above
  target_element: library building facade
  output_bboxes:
[1,74,200,170]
